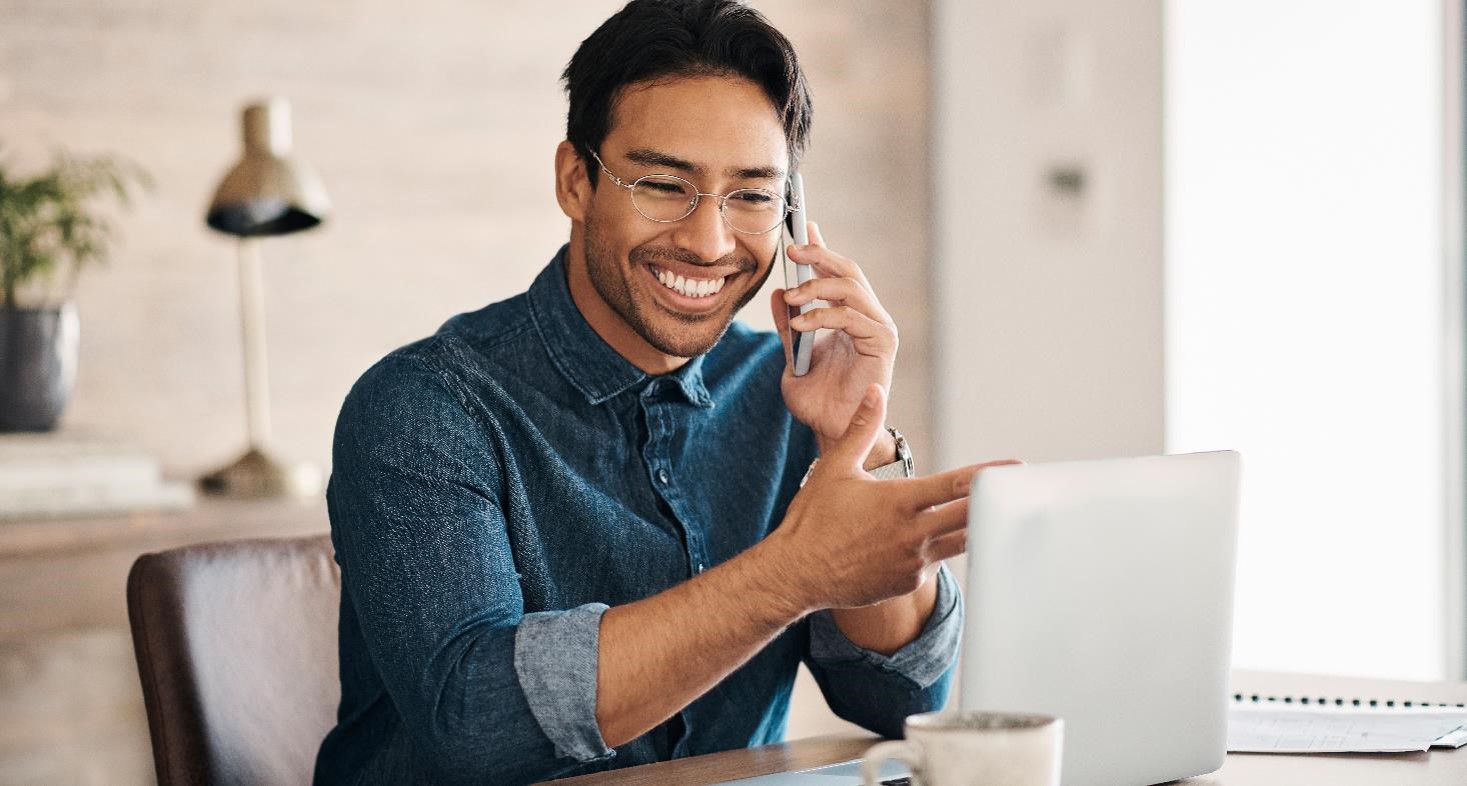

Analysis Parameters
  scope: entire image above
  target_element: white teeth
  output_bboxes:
[652,266,727,299]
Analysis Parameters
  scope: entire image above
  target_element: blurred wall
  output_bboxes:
[0,0,933,481]
[931,0,1165,471]
[1,0,934,747]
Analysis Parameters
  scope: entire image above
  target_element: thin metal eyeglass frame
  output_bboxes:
[588,149,798,235]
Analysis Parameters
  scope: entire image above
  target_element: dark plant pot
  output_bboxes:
[0,304,79,432]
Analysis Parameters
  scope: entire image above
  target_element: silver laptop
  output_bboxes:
[721,451,1240,786]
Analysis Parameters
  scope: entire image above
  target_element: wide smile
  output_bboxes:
[646,264,735,313]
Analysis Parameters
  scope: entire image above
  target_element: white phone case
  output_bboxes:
[784,173,814,376]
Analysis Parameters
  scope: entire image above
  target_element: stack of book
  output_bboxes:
[0,433,194,520]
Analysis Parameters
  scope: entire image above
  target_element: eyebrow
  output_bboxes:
[623,147,785,182]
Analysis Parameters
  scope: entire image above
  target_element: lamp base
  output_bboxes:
[199,447,322,499]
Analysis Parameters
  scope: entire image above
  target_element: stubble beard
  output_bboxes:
[581,212,774,359]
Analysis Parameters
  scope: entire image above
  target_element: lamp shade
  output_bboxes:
[206,98,330,237]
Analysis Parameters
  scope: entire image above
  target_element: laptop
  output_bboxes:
[719,451,1241,786]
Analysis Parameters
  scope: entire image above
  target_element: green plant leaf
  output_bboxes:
[0,147,151,307]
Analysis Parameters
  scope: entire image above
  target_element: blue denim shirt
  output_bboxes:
[314,246,963,785]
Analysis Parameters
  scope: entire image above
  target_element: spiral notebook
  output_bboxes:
[1228,692,1467,753]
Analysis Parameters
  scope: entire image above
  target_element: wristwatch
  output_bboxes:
[801,427,914,486]
[870,427,915,480]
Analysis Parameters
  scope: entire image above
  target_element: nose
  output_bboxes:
[669,194,738,264]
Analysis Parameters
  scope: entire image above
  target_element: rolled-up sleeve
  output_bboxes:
[328,354,612,784]
[803,564,963,738]
[515,604,613,762]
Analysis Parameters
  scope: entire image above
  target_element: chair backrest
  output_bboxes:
[126,535,341,786]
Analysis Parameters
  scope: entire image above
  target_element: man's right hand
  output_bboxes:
[595,383,1013,749]
[762,383,1019,611]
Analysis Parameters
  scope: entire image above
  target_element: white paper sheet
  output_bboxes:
[1228,705,1467,753]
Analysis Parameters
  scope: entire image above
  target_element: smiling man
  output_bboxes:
[314,2,1008,784]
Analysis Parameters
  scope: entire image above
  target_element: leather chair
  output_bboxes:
[126,535,341,786]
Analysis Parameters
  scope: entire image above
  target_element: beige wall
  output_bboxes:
[931,0,1165,471]
[2,0,932,480]
[3,0,933,745]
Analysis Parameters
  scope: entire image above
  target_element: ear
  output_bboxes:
[555,140,593,223]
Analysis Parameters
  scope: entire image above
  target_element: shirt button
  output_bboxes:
[656,469,670,485]
[696,562,705,573]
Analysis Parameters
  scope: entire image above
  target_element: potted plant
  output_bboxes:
[0,150,150,431]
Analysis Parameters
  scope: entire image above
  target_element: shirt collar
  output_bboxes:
[527,245,714,408]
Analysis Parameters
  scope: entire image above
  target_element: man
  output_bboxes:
[315,1,1008,783]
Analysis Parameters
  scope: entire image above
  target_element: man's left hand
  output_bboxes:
[770,222,898,461]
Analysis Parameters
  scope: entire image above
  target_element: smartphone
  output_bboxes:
[783,173,815,376]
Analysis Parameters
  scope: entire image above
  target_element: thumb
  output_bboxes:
[826,383,888,473]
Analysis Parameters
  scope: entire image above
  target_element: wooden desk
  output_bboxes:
[549,671,1467,785]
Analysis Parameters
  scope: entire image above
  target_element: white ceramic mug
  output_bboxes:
[861,711,1063,786]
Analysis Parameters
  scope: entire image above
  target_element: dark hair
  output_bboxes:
[561,0,813,188]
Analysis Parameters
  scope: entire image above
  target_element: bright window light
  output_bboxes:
[1165,0,1446,679]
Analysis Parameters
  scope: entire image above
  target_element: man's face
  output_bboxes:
[571,75,790,365]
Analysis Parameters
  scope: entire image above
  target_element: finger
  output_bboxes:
[789,306,895,357]
[900,459,1023,511]
[768,288,794,368]
[787,244,871,292]
[790,225,874,292]
[915,496,970,540]
[929,528,967,562]
[784,276,891,327]
[807,220,826,247]
[823,383,888,473]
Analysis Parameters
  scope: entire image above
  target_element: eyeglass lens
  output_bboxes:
[630,175,786,234]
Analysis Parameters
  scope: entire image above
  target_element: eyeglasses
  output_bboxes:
[588,149,797,235]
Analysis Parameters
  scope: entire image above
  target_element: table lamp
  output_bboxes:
[200,97,329,497]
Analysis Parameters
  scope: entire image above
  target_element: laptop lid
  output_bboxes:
[958,451,1241,786]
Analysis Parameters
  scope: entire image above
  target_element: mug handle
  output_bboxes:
[861,740,926,786]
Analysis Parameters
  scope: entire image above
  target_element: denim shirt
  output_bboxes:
[314,246,963,785]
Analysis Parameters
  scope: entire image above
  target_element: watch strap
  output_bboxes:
[868,427,914,480]
[800,427,914,487]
